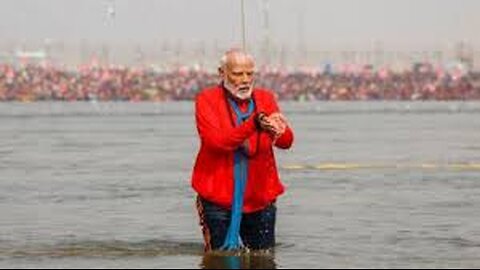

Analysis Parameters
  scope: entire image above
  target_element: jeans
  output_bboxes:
[196,196,276,251]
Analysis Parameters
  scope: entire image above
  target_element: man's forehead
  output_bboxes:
[226,59,253,70]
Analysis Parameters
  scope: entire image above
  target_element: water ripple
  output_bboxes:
[0,240,204,258]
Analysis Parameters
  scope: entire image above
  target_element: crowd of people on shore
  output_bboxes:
[0,63,479,102]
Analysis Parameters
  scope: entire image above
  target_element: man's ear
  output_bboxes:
[218,67,224,77]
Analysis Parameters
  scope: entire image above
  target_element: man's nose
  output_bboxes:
[241,73,250,83]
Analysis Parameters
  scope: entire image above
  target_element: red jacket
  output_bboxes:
[191,85,294,213]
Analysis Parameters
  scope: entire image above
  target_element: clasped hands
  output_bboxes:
[258,112,288,138]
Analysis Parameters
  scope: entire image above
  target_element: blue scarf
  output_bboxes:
[220,98,255,250]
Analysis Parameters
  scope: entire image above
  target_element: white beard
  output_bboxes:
[223,80,253,100]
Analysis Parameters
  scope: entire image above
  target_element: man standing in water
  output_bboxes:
[191,48,294,252]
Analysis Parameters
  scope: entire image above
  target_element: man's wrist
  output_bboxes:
[255,112,266,130]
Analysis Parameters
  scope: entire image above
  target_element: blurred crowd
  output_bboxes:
[0,63,479,102]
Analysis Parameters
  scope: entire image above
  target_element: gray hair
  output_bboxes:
[219,48,254,70]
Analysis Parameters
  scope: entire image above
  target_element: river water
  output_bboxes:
[0,101,479,268]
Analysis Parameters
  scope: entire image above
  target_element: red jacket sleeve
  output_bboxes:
[195,93,257,152]
[274,126,294,149]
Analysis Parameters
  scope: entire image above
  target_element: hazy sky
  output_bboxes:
[0,0,478,51]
